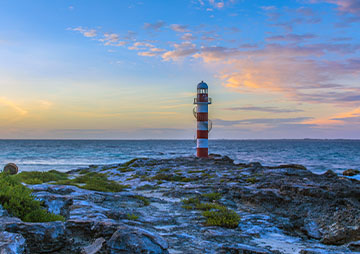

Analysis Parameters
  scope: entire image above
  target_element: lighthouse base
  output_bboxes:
[197,148,208,158]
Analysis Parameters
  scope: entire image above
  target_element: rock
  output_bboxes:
[343,169,360,176]
[81,237,106,254]
[4,221,67,253]
[3,163,18,175]
[226,159,360,246]
[323,170,337,178]
[219,243,272,253]
[0,204,9,217]
[348,240,360,251]
[303,219,321,239]
[269,164,307,170]
[0,231,26,254]
[2,156,359,253]
[35,193,73,217]
[107,225,169,254]
[300,249,329,254]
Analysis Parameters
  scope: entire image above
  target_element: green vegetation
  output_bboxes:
[134,195,150,206]
[0,173,64,222]
[245,177,259,184]
[159,168,171,173]
[195,202,224,211]
[201,192,222,202]
[182,197,200,205]
[63,172,129,192]
[48,172,129,192]
[188,169,205,174]
[202,208,240,228]
[201,173,214,179]
[122,158,138,167]
[118,167,135,173]
[126,213,139,220]
[13,170,68,184]
[181,193,239,229]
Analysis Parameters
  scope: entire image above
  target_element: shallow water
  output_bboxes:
[0,139,359,174]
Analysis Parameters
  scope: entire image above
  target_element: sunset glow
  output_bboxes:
[0,0,359,139]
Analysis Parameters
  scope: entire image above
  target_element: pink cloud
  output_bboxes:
[311,0,360,15]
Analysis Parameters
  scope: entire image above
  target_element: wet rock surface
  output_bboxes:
[0,231,26,254]
[1,155,359,253]
[343,168,360,176]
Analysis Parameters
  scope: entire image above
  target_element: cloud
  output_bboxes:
[305,107,360,125]
[198,0,235,9]
[144,21,166,30]
[266,33,317,43]
[0,97,27,116]
[224,106,303,113]
[313,0,360,15]
[261,6,277,11]
[181,33,197,41]
[213,117,312,126]
[69,27,97,37]
[340,95,360,101]
[99,33,121,46]
[332,116,360,122]
[162,42,198,61]
[170,24,189,33]
[128,41,154,50]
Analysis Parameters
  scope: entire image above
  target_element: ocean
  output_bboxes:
[0,139,359,176]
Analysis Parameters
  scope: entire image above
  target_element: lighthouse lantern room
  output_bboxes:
[193,81,212,158]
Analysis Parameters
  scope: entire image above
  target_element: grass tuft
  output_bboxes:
[246,177,259,184]
[53,172,129,192]
[13,170,68,184]
[126,213,139,220]
[202,208,240,228]
[201,192,222,202]
[134,195,150,206]
[181,194,239,229]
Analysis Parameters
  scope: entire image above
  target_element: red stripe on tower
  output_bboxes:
[193,81,212,158]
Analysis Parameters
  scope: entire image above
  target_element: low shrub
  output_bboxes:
[54,172,129,192]
[126,213,139,220]
[134,195,150,206]
[195,202,224,211]
[0,173,64,222]
[13,170,68,184]
[181,194,239,229]
[122,158,138,167]
[182,197,200,205]
[246,177,259,184]
[201,192,222,202]
[202,208,240,229]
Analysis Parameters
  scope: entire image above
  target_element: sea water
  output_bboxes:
[0,140,359,176]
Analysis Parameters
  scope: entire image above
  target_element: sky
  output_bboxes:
[0,0,359,139]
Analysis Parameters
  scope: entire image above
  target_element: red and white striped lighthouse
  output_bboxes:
[194,81,212,158]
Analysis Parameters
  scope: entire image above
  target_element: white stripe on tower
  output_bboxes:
[197,122,208,131]
[197,139,208,148]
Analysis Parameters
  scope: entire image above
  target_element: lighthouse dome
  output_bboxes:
[197,81,208,89]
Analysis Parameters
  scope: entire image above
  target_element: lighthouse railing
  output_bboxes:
[193,98,212,104]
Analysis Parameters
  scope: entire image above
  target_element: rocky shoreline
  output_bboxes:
[1,155,359,253]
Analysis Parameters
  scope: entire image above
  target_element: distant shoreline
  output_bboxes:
[1,138,360,141]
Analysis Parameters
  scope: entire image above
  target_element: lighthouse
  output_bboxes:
[193,81,212,158]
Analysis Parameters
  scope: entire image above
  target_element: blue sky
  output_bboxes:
[0,0,359,139]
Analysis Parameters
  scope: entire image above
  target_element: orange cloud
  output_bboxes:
[304,107,360,125]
